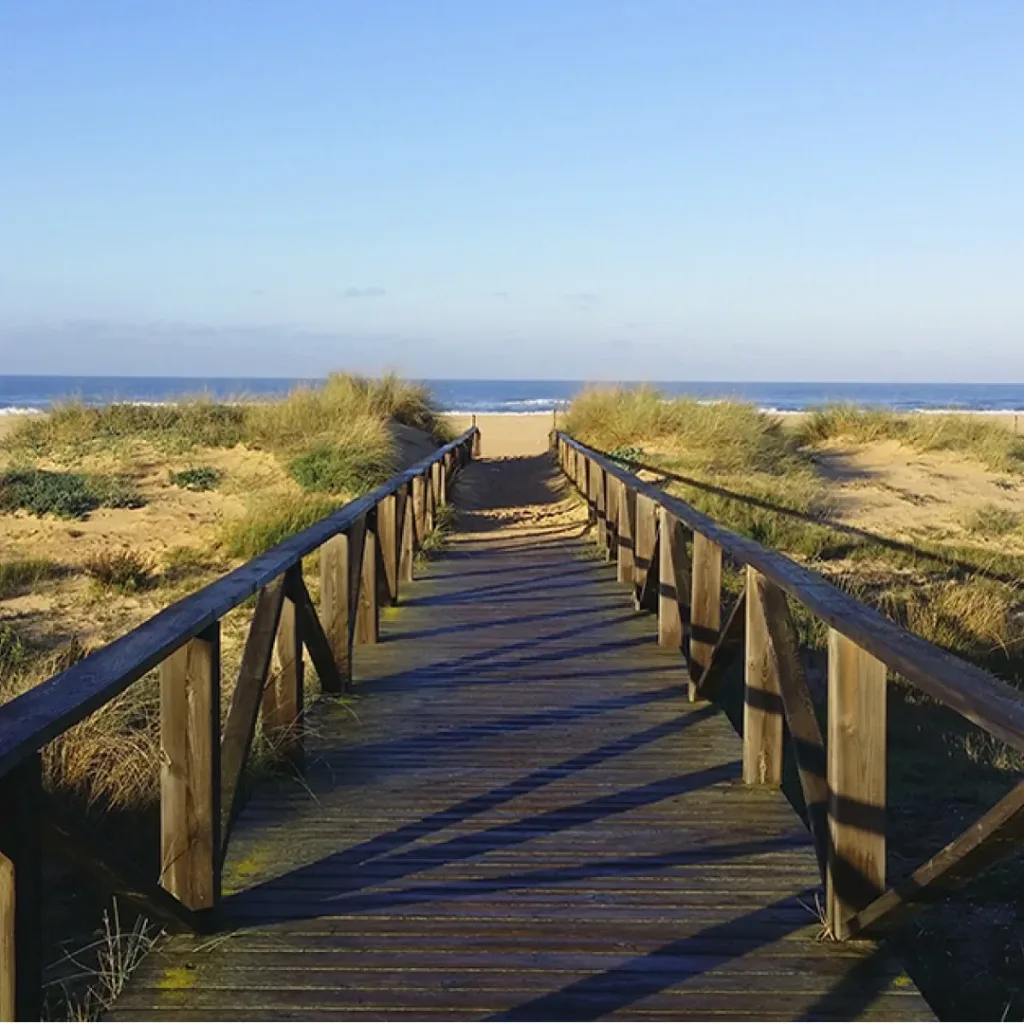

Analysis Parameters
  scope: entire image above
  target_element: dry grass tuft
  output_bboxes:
[219,493,343,559]
[84,548,155,594]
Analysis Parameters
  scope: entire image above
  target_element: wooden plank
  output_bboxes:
[604,475,619,563]
[637,528,661,614]
[694,587,745,701]
[355,517,379,645]
[0,754,42,1022]
[757,576,829,878]
[220,576,287,847]
[595,466,608,551]
[633,494,657,608]
[377,493,399,606]
[689,532,722,702]
[0,430,478,778]
[657,510,686,652]
[345,517,368,651]
[743,566,784,787]
[160,626,221,912]
[319,534,351,688]
[847,778,1024,938]
[827,629,886,939]
[617,483,636,585]
[399,486,415,584]
[412,474,427,547]
[261,566,304,771]
[554,434,1024,754]
[290,573,345,698]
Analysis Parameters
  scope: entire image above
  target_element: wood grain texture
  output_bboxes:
[743,567,784,787]
[160,628,221,912]
[319,534,351,686]
[657,511,687,653]
[689,532,723,702]
[827,631,886,939]
[355,521,379,646]
[694,588,745,702]
[261,567,304,771]
[113,458,931,1022]
[617,483,636,585]
[377,493,399,606]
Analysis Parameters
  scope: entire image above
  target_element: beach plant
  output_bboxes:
[0,469,144,519]
[288,437,394,494]
[962,503,1022,537]
[84,548,155,593]
[0,557,64,599]
[219,493,343,559]
[169,466,222,491]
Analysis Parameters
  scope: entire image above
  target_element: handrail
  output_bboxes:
[0,425,479,1020]
[555,430,1024,945]
[557,432,1024,752]
[0,429,477,776]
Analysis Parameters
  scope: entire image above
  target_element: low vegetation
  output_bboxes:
[168,465,222,491]
[0,557,63,598]
[0,469,143,520]
[798,404,1024,473]
[220,493,344,559]
[84,549,155,594]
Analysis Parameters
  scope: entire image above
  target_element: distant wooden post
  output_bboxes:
[425,468,437,533]
[689,532,722,701]
[398,483,414,584]
[438,455,448,507]
[827,629,887,938]
[320,533,351,688]
[617,484,636,585]
[355,515,380,644]
[472,426,482,458]
[378,493,399,606]
[262,566,304,770]
[604,475,619,562]
[658,509,687,652]
[743,566,784,786]
[0,754,42,1022]
[595,467,607,550]
[160,625,221,911]
[412,474,427,546]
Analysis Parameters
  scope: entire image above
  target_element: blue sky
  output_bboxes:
[2,1,1022,379]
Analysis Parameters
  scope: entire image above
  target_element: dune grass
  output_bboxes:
[0,557,64,598]
[219,493,344,559]
[798,404,1024,473]
[565,386,802,475]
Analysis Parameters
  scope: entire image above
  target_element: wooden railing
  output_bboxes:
[0,427,479,1020]
[556,432,1024,942]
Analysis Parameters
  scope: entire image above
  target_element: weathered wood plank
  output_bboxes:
[743,567,784,787]
[160,626,221,911]
[657,510,686,652]
[617,483,636,585]
[220,576,287,847]
[694,587,745,701]
[689,532,722,702]
[355,517,379,645]
[0,754,42,1022]
[290,573,345,698]
[827,629,886,939]
[318,534,351,689]
[377,493,399,606]
[261,567,304,770]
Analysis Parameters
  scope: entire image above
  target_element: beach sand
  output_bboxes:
[445,412,557,457]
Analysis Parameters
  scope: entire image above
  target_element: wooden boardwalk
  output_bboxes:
[111,456,933,1021]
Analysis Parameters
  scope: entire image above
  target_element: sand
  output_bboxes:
[445,413,556,457]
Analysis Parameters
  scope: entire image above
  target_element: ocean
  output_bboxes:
[2,375,1024,416]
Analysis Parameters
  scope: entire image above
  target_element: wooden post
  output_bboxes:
[399,489,415,583]
[633,495,657,607]
[472,427,481,458]
[355,515,379,644]
[743,566,784,786]
[412,474,426,546]
[320,534,351,689]
[689,532,722,702]
[262,566,304,770]
[604,475,619,562]
[0,755,42,1022]
[658,508,685,651]
[827,630,887,939]
[595,467,607,550]
[617,484,636,585]
[438,454,448,507]
[160,625,221,911]
[425,468,436,533]
[377,493,399,606]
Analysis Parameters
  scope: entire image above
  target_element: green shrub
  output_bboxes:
[220,494,342,559]
[607,444,645,466]
[169,466,222,492]
[0,469,144,519]
[84,549,154,593]
[289,438,393,494]
[0,558,64,599]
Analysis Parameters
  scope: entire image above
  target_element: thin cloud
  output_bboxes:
[345,286,386,299]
